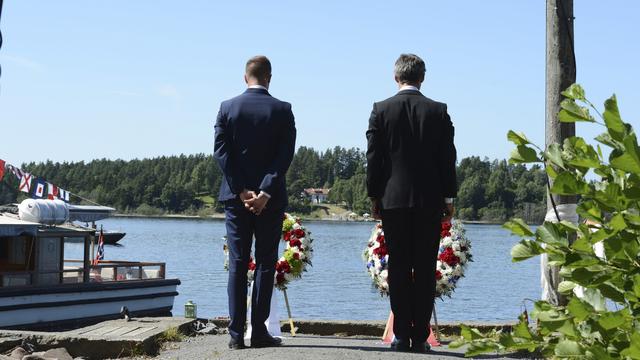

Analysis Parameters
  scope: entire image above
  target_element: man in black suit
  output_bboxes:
[366,53,457,353]
[214,55,296,349]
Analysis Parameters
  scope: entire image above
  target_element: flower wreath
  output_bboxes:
[224,213,314,291]
[363,220,471,298]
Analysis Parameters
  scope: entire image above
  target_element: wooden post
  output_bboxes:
[545,0,576,306]
[282,289,297,337]
[83,234,91,283]
[432,303,441,342]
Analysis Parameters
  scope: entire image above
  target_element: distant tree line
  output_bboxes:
[0,148,547,223]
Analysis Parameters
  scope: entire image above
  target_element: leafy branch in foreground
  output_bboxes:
[450,84,640,359]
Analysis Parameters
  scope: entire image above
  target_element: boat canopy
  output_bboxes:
[0,214,40,237]
[68,205,116,223]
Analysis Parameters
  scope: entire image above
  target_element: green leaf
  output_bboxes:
[551,172,591,195]
[546,143,565,168]
[609,213,627,232]
[558,280,577,295]
[555,340,584,356]
[536,222,568,247]
[510,145,541,164]
[620,331,640,359]
[567,296,594,322]
[507,130,531,146]
[571,235,594,253]
[562,84,586,100]
[465,342,502,357]
[633,275,640,298]
[559,99,595,123]
[511,240,544,262]
[598,282,626,303]
[603,95,626,141]
[512,316,533,340]
[588,344,616,360]
[598,309,628,330]
[596,132,625,151]
[503,218,534,237]
[611,151,640,174]
[459,324,485,341]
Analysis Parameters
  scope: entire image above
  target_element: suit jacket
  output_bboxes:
[366,89,457,210]
[214,88,296,209]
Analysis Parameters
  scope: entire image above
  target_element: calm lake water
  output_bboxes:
[64,218,540,322]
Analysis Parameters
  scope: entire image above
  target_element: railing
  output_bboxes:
[65,260,166,282]
[0,260,166,287]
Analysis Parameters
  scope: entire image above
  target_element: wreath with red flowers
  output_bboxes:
[364,220,471,298]
[224,213,314,291]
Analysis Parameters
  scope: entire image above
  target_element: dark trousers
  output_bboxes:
[381,208,441,344]
[225,198,283,341]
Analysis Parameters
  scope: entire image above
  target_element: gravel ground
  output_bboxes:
[124,334,532,360]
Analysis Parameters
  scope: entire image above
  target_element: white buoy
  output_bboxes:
[18,199,69,225]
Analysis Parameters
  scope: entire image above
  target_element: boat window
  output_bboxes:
[0,236,35,287]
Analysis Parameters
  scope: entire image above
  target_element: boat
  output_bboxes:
[0,200,180,330]
[67,204,126,245]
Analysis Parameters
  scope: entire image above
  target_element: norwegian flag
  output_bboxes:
[0,159,5,181]
[93,229,105,265]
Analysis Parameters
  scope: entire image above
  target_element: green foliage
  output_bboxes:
[454,84,640,359]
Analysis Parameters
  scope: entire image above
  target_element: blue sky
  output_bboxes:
[1,1,638,166]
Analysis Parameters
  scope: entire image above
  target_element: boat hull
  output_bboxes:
[0,279,180,329]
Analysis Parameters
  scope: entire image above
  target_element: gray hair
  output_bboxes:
[394,54,425,84]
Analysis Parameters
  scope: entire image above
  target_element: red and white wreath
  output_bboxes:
[364,220,471,298]
[224,213,314,291]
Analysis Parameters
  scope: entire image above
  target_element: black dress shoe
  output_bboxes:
[411,341,431,353]
[228,337,246,350]
[390,338,411,352]
[251,335,283,348]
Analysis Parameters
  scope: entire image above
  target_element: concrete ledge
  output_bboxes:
[210,318,516,337]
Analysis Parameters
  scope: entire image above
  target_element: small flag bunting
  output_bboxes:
[19,173,33,193]
[34,179,46,198]
[0,159,5,181]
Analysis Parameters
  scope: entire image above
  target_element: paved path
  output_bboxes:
[138,334,531,360]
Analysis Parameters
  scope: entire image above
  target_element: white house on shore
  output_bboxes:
[304,188,330,204]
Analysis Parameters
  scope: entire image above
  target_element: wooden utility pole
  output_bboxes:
[544,0,576,306]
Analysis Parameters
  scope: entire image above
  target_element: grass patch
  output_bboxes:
[156,327,185,343]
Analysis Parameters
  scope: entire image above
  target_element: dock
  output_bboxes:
[0,317,194,359]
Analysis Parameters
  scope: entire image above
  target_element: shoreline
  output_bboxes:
[112,213,505,225]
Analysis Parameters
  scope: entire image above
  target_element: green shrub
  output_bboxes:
[451,84,640,359]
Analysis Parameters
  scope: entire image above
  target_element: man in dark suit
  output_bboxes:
[214,55,296,349]
[366,53,457,353]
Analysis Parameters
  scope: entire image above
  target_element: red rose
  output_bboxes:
[377,235,385,245]
[441,222,452,238]
[276,260,291,273]
[438,247,460,266]
[373,246,387,258]
[293,252,300,260]
[435,270,442,280]
[248,262,256,271]
[284,232,292,242]
[276,272,285,284]
[293,229,306,238]
[289,239,302,248]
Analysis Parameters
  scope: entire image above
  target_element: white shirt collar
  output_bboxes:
[248,85,268,91]
[399,85,420,92]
